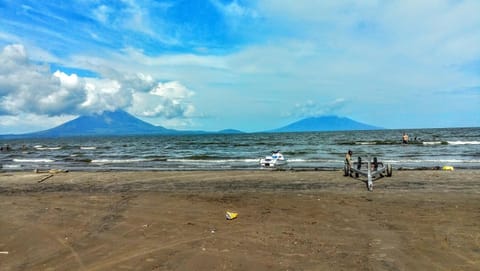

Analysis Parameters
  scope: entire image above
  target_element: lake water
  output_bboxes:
[1,127,479,171]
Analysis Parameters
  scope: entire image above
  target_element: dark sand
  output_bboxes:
[1,170,479,270]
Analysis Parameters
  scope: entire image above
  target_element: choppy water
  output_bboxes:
[1,128,479,171]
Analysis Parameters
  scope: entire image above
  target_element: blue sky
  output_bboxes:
[0,0,479,133]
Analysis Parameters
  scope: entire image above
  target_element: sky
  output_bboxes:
[0,0,479,134]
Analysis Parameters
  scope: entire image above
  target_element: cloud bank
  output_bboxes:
[0,44,195,121]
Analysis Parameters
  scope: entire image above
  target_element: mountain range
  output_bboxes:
[0,110,380,139]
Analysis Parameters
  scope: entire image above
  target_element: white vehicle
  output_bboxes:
[259,150,288,168]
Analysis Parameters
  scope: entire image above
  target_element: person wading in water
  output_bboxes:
[402,132,409,144]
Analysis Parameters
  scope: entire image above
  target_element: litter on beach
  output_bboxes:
[225,211,238,220]
[442,166,454,171]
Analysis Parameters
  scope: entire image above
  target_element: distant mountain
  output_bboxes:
[20,110,179,138]
[0,110,244,139]
[270,116,381,133]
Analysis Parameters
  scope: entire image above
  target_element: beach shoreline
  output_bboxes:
[1,170,479,270]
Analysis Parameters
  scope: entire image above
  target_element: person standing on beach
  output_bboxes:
[345,150,353,167]
[344,150,353,176]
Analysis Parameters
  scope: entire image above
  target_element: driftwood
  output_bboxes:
[34,169,69,174]
[34,168,69,183]
[37,174,54,183]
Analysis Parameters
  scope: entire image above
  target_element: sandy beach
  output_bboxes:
[0,169,479,270]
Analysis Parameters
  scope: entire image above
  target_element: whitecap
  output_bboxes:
[35,146,62,150]
[91,158,150,163]
[2,164,22,168]
[447,141,480,145]
[13,158,54,163]
[423,141,443,145]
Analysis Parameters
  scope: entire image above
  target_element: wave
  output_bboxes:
[183,155,221,160]
[34,145,62,150]
[356,142,378,145]
[91,158,151,164]
[339,140,451,145]
[168,158,260,163]
[384,159,480,164]
[338,140,400,145]
[181,155,272,161]
[1,164,22,169]
[80,146,97,150]
[152,157,168,161]
[447,141,480,145]
[283,150,315,155]
[341,140,479,146]
[13,158,54,163]
[422,141,444,145]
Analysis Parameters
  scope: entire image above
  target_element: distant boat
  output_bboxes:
[259,150,288,168]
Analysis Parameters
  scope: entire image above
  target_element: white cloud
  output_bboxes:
[53,70,80,89]
[81,79,127,114]
[151,81,193,100]
[93,5,111,24]
[211,0,258,18]
[110,0,179,46]
[0,44,84,115]
[130,81,195,119]
[1,43,27,63]
[0,44,196,122]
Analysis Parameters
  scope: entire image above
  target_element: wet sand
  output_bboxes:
[0,170,479,270]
